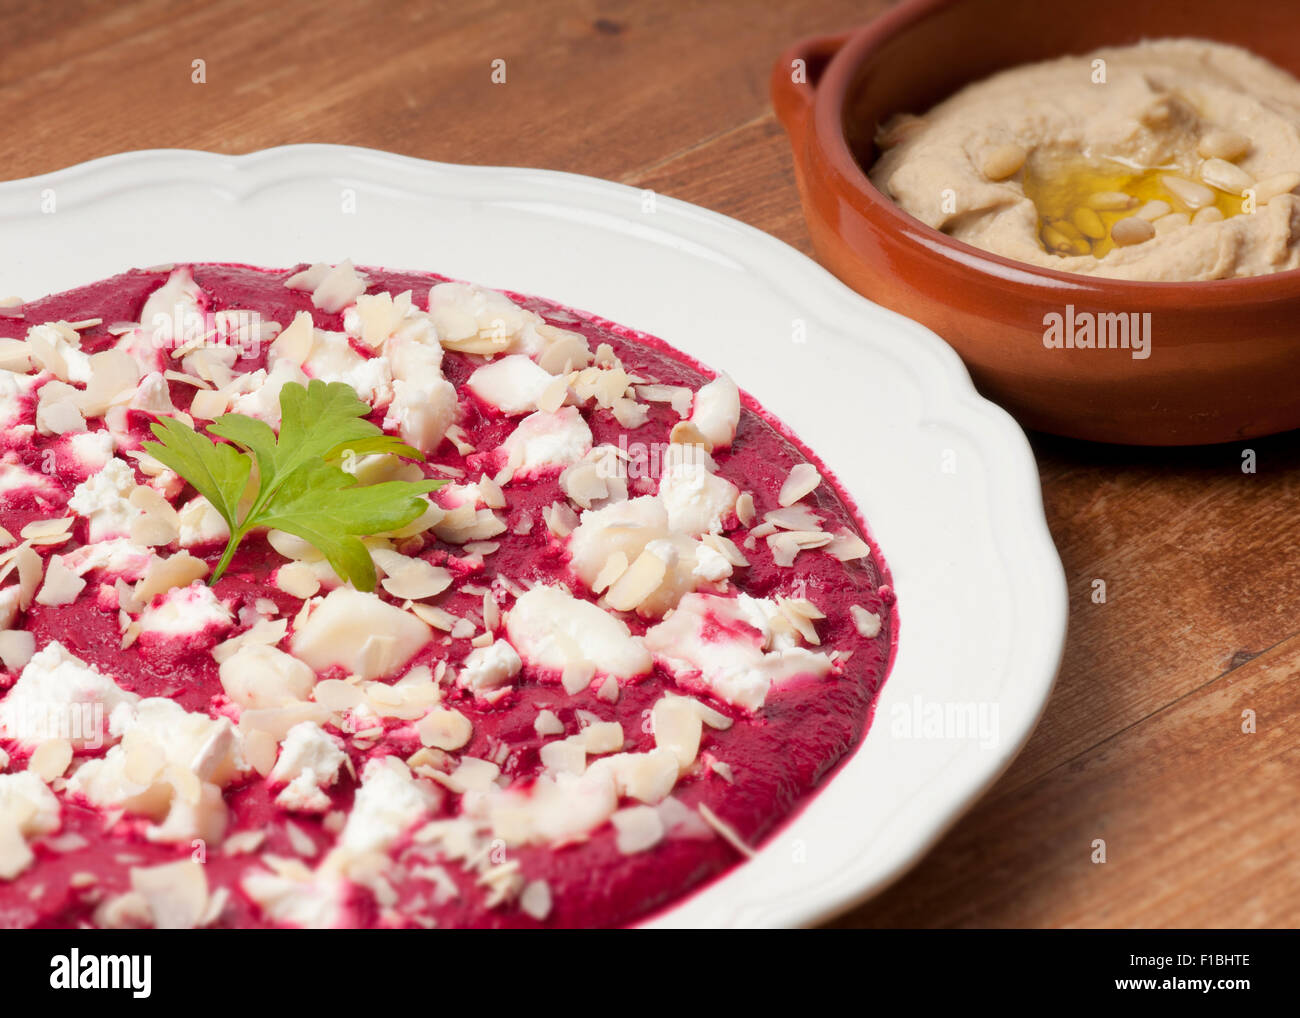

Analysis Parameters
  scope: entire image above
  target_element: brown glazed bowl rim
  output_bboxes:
[810,0,1300,307]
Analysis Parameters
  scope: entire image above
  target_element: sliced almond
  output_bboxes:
[542,501,579,538]
[634,384,693,418]
[735,492,756,527]
[237,702,331,741]
[211,617,288,665]
[0,338,32,372]
[134,552,208,607]
[244,729,279,777]
[409,602,456,631]
[652,696,703,771]
[579,720,624,755]
[668,420,713,452]
[611,805,666,854]
[313,678,367,711]
[777,596,821,644]
[596,675,619,702]
[6,543,46,609]
[417,708,473,751]
[20,517,74,541]
[130,860,209,930]
[128,485,181,547]
[34,557,86,607]
[519,880,553,921]
[275,561,321,599]
[123,731,166,785]
[778,463,821,507]
[825,527,871,561]
[696,802,754,858]
[188,388,230,420]
[764,504,822,531]
[79,350,141,418]
[379,558,453,601]
[767,530,833,567]
[539,735,586,774]
[560,658,596,696]
[591,551,629,594]
[701,532,750,568]
[605,547,667,612]
[537,373,569,414]
[0,630,36,670]
[28,739,73,781]
[611,398,648,429]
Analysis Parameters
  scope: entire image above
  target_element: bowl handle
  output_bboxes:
[770,31,851,149]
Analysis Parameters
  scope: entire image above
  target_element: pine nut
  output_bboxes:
[1153,211,1191,234]
[1042,225,1087,255]
[1253,171,1300,204]
[1072,206,1107,239]
[1160,174,1216,210]
[1199,158,1253,194]
[1136,199,1172,221]
[1196,128,1251,162]
[980,143,1027,181]
[1086,190,1138,211]
[1110,216,1155,246]
[1192,206,1224,225]
[1051,218,1086,241]
[1041,225,1071,251]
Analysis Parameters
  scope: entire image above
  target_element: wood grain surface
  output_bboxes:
[3,0,1296,927]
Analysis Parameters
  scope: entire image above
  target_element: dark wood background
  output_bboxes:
[4,0,1296,926]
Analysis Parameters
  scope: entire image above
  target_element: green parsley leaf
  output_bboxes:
[256,459,438,591]
[208,379,427,510]
[142,380,445,589]
[144,414,253,528]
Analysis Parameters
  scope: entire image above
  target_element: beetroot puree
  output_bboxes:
[0,264,895,928]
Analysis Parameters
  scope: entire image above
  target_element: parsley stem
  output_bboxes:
[209,528,247,585]
[209,477,275,587]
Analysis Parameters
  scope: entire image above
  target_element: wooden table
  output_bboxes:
[7,0,1296,928]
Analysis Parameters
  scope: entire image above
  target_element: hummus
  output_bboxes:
[870,39,1300,281]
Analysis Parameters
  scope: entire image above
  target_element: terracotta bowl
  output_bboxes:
[772,0,1300,445]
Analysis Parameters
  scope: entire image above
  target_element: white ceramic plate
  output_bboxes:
[0,145,1067,928]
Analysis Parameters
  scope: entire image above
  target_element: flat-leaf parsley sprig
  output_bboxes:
[143,379,445,590]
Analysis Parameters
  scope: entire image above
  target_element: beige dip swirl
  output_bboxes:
[870,38,1300,281]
